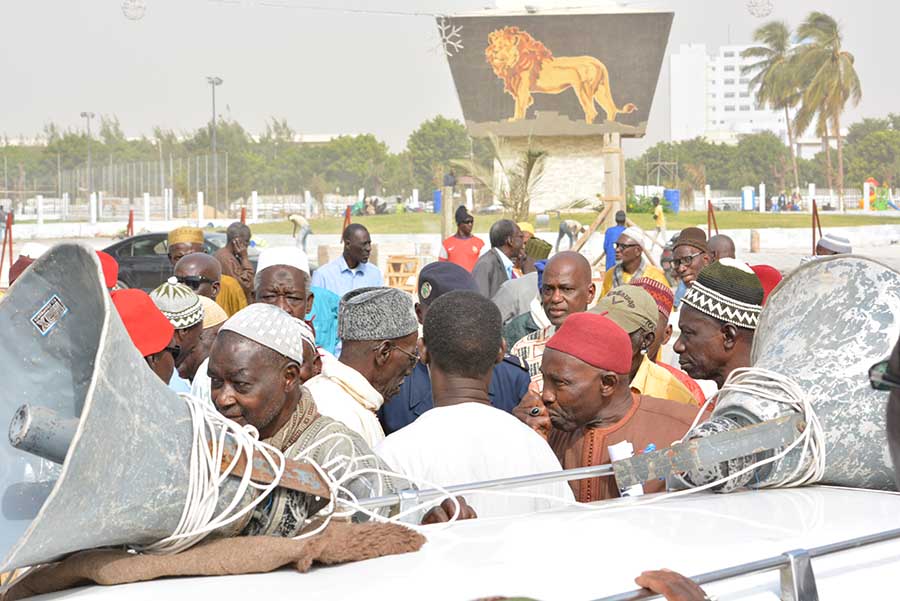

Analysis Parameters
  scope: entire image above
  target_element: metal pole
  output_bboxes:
[57,153,61,198]
[158,143,164,200]
[80,112,94,202]
[355,463,616,511]
[224,151,228,209]
[207,76,223,212]
[596,527,900,601]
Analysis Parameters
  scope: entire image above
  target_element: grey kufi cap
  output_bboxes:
[220,303,306,364]
[338,286,418,342]
[150,276,204,330]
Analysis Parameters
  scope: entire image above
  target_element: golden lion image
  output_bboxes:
[485,26,637,124]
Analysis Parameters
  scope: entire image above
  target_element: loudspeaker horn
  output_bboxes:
[0,243,250,572]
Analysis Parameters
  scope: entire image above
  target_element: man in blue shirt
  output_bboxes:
[379,261,530,435]
[311,223,383,298]
[602,210,627,271]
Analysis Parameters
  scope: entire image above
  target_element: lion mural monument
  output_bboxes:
[484,26,637,124]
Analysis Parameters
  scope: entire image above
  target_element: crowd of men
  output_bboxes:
[2,205,869,599]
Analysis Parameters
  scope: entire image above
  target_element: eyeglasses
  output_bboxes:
[672,251,706,269]
[165,345,182,362]
[869,359,900,391]
[614,242,641,250]
[176,275,214,290]
[389,344,419,365]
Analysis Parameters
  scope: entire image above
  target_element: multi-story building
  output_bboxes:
[670,43,786,144]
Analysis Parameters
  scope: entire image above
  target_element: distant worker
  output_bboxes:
[214,222,256,305]
[651,196,666,247]
[288,213,312,252]
[602,210,627,270]
[708,234,736,261]
[600,226,668,297]
[439,206,484,272]
[816,233,852,256]
[473,219,524,299]
[517,221,535,244]
[556,219,586,252]
[311,223,383,298]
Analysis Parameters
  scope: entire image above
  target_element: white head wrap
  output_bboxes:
[817,233,852,254]
[257,246,310,275]
[621,226,645,249]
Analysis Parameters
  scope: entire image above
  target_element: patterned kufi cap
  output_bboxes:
[682,258,764,330]
[168,226,204,246]
[220,303,306,364]
[150,276,204,329]
[338,287,418,342]
[621,226,645,249]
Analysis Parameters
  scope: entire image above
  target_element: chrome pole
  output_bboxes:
[355,463,616,511]
[596,526,900,600]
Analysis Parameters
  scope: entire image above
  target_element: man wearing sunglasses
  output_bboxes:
[173,252,247,317]
[304,286,419,447]
[439,205,484,272]
[600,226,669,297]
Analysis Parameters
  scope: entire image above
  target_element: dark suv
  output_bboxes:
[103,232,226,291]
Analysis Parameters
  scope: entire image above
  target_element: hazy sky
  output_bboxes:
[0,0,894,157]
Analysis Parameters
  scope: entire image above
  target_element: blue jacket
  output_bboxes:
[379,355,530,435]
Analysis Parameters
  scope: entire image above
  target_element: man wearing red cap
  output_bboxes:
[539,312,705,502]
[111,289,177,384]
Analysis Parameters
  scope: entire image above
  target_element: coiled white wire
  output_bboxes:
[138,368,827,555]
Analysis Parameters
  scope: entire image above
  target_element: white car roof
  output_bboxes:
[29,485,900,600]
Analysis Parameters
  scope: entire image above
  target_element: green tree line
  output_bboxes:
[0,115,487,206]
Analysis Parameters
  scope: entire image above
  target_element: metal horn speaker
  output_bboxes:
[0,243,248,572]
[690,255,900,491]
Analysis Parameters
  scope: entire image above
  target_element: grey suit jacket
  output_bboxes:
[472,248,509,299]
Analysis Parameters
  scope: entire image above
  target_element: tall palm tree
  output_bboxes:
[742,21,801,194]
[792,11,861,211]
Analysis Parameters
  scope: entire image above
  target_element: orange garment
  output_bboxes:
[439,235,484,272]
[549,392,707,502]
[216,275,248,317]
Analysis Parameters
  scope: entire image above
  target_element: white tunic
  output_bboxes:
[304,357,386,448]
[375,402,575,518]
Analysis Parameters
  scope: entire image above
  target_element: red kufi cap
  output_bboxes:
[111,289,174,357]
[749,265,782,305]
[546,312,632,374]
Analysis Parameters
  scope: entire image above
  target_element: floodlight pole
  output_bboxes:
[80,112,95,202]
[206,76,223,213]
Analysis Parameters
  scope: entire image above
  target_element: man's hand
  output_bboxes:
[512,383,551,440]
[233,237,249,259]
[634,570,709,601]
[421,496,477,524]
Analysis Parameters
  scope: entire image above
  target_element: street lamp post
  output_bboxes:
[80,111,95,202]
[206,76,223,213]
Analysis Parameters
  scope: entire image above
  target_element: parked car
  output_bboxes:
[103,232,230,291]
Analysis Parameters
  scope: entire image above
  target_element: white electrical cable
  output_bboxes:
[134,394,286,554]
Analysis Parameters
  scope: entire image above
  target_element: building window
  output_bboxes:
[740,78,750,84]
[724,51,735,57]
[724,78,735,85]
[724,65,735,71]
[710,80,716,85]
[710,93,717,98]
[725,106,736,112]
[740,91,750,97]
[724,92,735,98]
[740,105,751,111]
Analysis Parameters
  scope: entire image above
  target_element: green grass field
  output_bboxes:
[247,210,900,236]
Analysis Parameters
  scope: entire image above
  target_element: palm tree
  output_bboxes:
[792,11,862,211]
[742,21,802,194]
